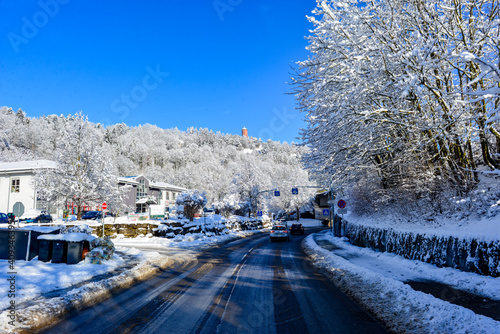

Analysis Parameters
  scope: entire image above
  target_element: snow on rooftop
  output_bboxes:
[118,177,139,185]
[150,181,187,191]
[0,160,57,172]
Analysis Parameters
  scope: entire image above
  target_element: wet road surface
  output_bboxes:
[41,229,387,334]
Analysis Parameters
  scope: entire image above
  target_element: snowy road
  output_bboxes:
[41,228,387,334]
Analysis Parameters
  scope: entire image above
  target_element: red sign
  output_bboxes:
[337,200,346,209]
[102,202,108,210]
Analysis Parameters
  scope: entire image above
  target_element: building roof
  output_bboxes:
[0,160,57,173]
[117,177,140,185]
[150,181,187,192]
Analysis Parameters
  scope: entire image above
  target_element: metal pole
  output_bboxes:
[330,190,334,235]
[102,208,106,238]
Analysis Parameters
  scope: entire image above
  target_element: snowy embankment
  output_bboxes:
[341,215,500,277]
[0,226,263,333]
[302,232,500,333]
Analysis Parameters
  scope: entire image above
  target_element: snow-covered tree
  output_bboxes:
[292,0,500,215]
[176,189,207,221]
[212,194,240,218]
[35,113,127,219]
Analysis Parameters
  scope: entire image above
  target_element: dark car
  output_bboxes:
[18,210,53,224]
[7,213,16,223]
[290,223,305,235]
[81,211,103,220]
[0,213,8,224]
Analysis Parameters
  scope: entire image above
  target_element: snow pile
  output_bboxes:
[319,232,500,301]
[302,233,500,333]
[0,248,183,333]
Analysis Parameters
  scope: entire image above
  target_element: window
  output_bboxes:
[136,179,147,201]
[11,179,20,193]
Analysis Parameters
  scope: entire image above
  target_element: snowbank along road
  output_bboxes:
[41,228,387,334]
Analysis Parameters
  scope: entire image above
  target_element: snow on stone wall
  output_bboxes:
[342,219,500,277]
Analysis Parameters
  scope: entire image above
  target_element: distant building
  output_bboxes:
[0,160,189,218]
[0,160,57,217]
[242,127,248,137]
[314,190,331,221]
[118,175,187,213]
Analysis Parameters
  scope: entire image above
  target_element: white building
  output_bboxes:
[118,175,188,213]
[0,160,57,216]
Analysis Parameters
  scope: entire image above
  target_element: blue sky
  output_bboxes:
[0,1,316,143]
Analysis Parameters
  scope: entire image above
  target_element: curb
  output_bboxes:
[2,256,178,334]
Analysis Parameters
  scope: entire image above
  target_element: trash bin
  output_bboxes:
[38,239,52,262]
[0,229,30,260]
[66,241,90,264]
[27,227,60,260]
[51,240,67,263]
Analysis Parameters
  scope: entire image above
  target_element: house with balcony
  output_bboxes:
[118,175,187,213]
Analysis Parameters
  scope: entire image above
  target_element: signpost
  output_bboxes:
[337,199,347,215]
[101,202,107,238]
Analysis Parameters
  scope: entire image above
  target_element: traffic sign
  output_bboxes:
[102,202,108,210]
[291,188,298,195]
[337,200,346,209]
[274,190,280,196]
[257,211,263,216]
[323,209,329,216]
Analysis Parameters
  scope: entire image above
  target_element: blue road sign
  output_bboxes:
[292,188,298,195]
[274,190,280,196]
[257,211,263,216]
[323,209,330,216]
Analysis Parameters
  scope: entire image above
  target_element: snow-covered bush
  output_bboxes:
[86,236,115,264]
[59,224,93,235]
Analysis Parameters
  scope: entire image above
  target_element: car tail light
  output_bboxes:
[271,230,275,233]
[284,230,288,233]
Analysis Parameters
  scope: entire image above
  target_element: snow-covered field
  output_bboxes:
[304,230,500,333]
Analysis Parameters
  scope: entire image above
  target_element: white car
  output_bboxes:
[270,224,290,242]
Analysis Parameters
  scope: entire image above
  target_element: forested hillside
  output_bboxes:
[0,107,315,212]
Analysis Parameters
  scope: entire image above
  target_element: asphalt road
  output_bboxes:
[41,228,387,334]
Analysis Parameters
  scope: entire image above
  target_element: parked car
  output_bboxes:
[270,224,290,242]
[0,212,8,224]
[18,209,53,224]
[290,223,305,235]
[7,213,16,223]
[81,211,103,220]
